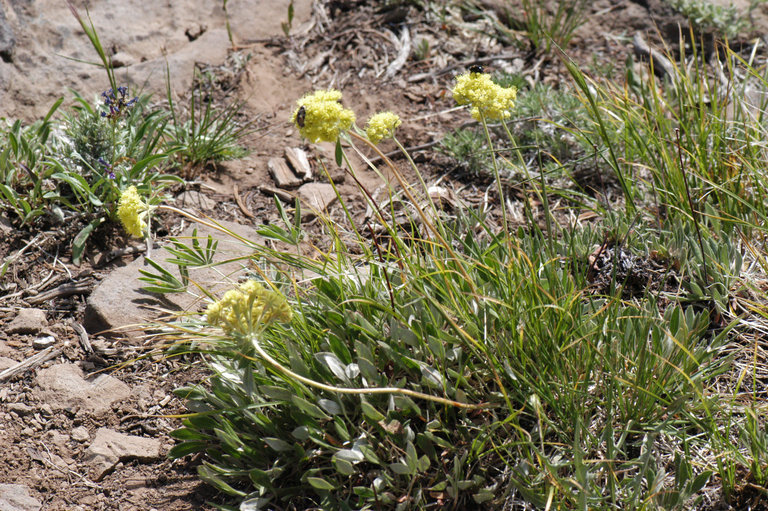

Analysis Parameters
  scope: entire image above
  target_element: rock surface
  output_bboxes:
[298,182,338,216]
[34,363,131,415]
[0,0,312,121]
[0,483,41,511]
[83,219,262,337]
[84,428,162,481]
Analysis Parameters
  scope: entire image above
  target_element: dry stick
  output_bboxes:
[233,184,255,218]
[26,281,92,305]
[71,321,93,354]
[0,345,63,382]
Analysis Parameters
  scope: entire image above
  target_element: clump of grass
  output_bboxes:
[164,70,252,179]
[139,58,768,510]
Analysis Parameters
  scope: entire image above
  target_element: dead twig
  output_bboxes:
[26,281,93,305]
[71,321,93,354]
[0,345,63,382]
[233,184,255,218]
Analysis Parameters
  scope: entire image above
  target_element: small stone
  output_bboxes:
[71,426,90,443]
[34,363,130,415]
[7,309,48,335]
[110,51,135,68]
[0,483,41,511]
[84,428,161,481]
[32,336,55,350]
[7,402,32,416]
[298,183,337,216]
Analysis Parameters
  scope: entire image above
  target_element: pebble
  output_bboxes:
[71,426,90,443]
[8,309,48,335]
[32,336,56,350]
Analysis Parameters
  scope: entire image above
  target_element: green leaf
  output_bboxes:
[72,217,104,265]
[333,457,355,476]
[264,437,293,452]
[473,490,495,504]
[259,385,294,401]
[405,441,418,472]
[335,139,343,166]
[360,400,385,422]
[318,398,342,416]
[138,257,187,294]
[334,449,364,463]
[389,462,411,475]
[315,352,348,381]
[307,476,337,491]
[291,395,330,420]
[198,464,247,497]
[167,441,207,458]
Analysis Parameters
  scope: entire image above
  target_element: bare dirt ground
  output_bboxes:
[1,0,768,509]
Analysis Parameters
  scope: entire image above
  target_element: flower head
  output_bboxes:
[117,186,149,237]
[292,89,355,143]
[97,157,116,179]
[101,86,138,120]
[365,111,401,144]
[452,71,517,121]
[206,280,292,335]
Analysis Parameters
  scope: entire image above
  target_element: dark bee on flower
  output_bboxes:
[296,105,306,128]
[468,64,484,74]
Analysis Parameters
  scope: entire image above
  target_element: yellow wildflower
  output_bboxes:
[452,71,517,121]
[117,186,149,238]
[205,280,292,335]
[365,111,402,144]
[292,89,356,143]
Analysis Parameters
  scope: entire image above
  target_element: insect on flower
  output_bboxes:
[296,105,306,128]
[468,64,485,74]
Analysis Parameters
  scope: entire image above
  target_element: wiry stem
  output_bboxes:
[249,333,489,410]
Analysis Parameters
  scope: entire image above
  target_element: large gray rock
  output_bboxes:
[84,428,161,481]
[0,483,41,511]
[0,0,313,121]
[34,363,130,415]
[0,8,15,63]
[84,219,261,338]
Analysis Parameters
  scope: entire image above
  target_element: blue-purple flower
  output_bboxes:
[97,157,116,179]
[101,87,137,120]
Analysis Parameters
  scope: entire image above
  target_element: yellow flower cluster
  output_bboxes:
[206,280,292,335]
[452,70,517,121]
[117,186,149,238]
[292,89,355,143]
[365,111,401,145]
